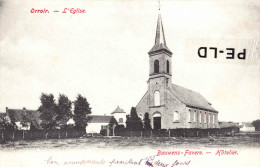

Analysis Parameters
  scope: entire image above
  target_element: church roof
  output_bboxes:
[169,84,218,112]
[148,14,172,55]
[111,106,126,114]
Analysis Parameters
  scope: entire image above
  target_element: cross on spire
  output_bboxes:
[158,1,161,11]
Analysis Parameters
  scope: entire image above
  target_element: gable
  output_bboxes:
[111,106,126,114]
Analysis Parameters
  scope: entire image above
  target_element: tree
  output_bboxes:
[143,112,152,130]
[73,94,92,130]
[56,94,72,124]
[109,116,118,136]
[252,119,260,131]
[38,93,57,130]
[126,107,143,131]
[0,116,14,131]
[109,116,118,127]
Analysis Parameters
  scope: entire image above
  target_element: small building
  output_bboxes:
[239,122,255,132]
[6,107,41,130]
[86,115,113,133]
[111,106,126,126]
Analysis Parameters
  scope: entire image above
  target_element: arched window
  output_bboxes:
[204,112,207,124]
[166,60,170,73]
[194,110,197,123]
[154,60,159,73]
[188,109,191,122]
[199,111,202,123]
[208,113,211,124]
[154,91,160,106]
[174,111,179,122]
[119,118,123,123]
[139,114,143,121]
[213,115,215,125]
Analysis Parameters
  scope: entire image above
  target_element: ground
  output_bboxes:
[0,132,259,150]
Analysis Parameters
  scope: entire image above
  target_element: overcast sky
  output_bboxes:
[0,0,259,122]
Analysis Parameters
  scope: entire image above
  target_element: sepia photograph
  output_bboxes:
[0,0,259,167]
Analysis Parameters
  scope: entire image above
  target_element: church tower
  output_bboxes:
[147,13,172,108]
[146,12,172,129]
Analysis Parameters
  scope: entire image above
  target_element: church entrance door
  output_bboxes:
[153,112,162,129]
[153,117,161,129]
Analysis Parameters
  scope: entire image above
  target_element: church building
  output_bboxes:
[136,13,219,129]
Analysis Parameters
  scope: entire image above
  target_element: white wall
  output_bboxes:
[240,126,255,132]
[15,122,30,130]
[86,123,108,133]
[112,113,126,126]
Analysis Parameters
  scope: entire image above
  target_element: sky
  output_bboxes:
[0,0,259,122]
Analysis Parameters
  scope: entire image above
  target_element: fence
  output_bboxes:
[0,129,85,142]
[115,127,240,137]
[0,127,240,141]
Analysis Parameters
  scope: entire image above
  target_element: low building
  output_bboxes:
[6,107,41,130]
[86,115,113,133]
[239,122,255,132]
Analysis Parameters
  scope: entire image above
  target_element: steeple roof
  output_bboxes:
[111,106,126,114]
[149,13,172,55]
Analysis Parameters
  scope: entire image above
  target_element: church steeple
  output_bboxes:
[148,7,172,82]
[148,13,172,55]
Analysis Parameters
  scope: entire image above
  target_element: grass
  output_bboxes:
[0,132,259,150]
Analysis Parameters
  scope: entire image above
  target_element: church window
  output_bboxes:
[119,118,123,123]
[194,110,197,123]
[174,111,179,122]
[154,60,159,73]
[208,113,211,124]
[166,60,170,73]
[213,115,215,124]
[204,112,207,124]
[139,114,143,120]
[199,111,202,123]
[154,91,160,106]
[188,109,191,122]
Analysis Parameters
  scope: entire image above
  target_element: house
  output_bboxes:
[6,107,41,130]
[111,106,126,126]
[239,122,255,132]
[85,115,114,134]
[136,12,219,129]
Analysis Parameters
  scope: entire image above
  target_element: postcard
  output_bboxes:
[0,0,259,167]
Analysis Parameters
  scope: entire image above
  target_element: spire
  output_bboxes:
[155,14,166,46]
[149,9,172,55]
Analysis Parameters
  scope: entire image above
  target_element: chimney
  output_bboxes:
[6,107,8,111]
